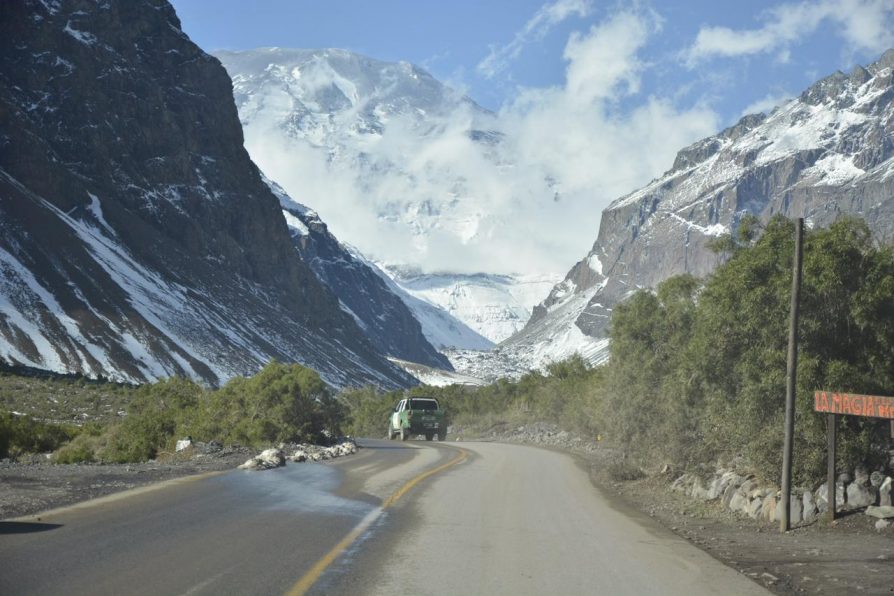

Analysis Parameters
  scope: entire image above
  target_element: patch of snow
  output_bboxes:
[63,21,98,46]
[587,254,603,276]
[281,209,309,236]
[668,213,728,237]
[803,154,865,185]
[53,56,75,75]
[37,0,61,15]
[85,192,116,237]
[380,268,558,344]
[388,357,485,387]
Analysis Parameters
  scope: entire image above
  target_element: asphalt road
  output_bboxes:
[0,440,769,595]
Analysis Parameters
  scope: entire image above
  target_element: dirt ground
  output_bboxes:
[0,447,251,520]
[2,435,892,594]
[583,458,894,595]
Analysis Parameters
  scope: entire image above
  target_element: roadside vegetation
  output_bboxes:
[3,217,891,482]
[342,216,894,486]
[339,357,604,440]
[603,215,894,484]
[2,362,343,463]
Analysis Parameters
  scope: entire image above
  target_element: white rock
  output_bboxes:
[815,481,845,512]
[865,505,894,519]
[671,474,694,493]
[802,491,818,524]
[876,519,891,531]
[746,497,763,519]
[879,477,893,507]
[238,448,286,470]
[762,494,777,521]
[729,491,749,513]
[771,494,803,524]
[847,482,874,509]
[690,477,711,501]
[290,450,308,463]
[175,438,193,452]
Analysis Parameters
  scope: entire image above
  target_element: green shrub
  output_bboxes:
[190,361,341,446]
[603,216,894,484]
[53,433,102,463]
[99,377,204,462]
[0,410,78,458]
[339,386,396,437]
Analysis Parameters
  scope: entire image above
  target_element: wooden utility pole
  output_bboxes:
[826,414,837,521]
[780,218,804,532]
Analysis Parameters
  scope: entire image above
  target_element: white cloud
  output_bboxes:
[685,0,894,65]
[477,0,592,79]
[240,11,718,277]
[563,11,650,101]
[491,10,718,257]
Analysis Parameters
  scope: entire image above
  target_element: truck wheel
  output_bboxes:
[387,425,395,440]
[438,429,447,441]
[399,427,407,441]
[425,432,434,441]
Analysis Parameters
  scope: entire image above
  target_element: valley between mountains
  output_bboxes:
[4,2,894,386]
[2,2,894,595]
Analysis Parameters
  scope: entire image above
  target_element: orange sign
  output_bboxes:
[813,391,894,419]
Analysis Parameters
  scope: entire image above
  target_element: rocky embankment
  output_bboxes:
[671,462,894,530]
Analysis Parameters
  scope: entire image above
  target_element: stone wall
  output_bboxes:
[671,463,894,526]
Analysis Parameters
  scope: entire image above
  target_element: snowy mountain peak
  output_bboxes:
[219,47,484,135]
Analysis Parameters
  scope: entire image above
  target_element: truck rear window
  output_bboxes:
[409,399,438,411]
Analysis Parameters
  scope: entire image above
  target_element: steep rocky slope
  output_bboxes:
[501,50,894,371]
[0,0,414,388]
[265,178,452,370]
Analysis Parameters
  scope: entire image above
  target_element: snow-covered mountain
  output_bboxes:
[265,177,451,370]
[499,50,894,372]
[0,0,416,389]
[216,47,500,252]
[216,48,559,349]
[368,266,494,352]
[379,267,558,345]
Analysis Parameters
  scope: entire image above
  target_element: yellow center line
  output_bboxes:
[286,446,469,596]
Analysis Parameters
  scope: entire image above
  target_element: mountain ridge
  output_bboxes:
[497,48,894,374]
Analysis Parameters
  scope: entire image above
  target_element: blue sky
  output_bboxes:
[170,0,894,125]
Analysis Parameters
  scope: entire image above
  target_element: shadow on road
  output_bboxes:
[0,521,63,535]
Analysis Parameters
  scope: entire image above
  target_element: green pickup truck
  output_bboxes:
[388,397,447,441]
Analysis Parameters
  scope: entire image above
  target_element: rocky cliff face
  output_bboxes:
[265,178,452,370]
[502,50,894,370]
[0,0,415,388]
